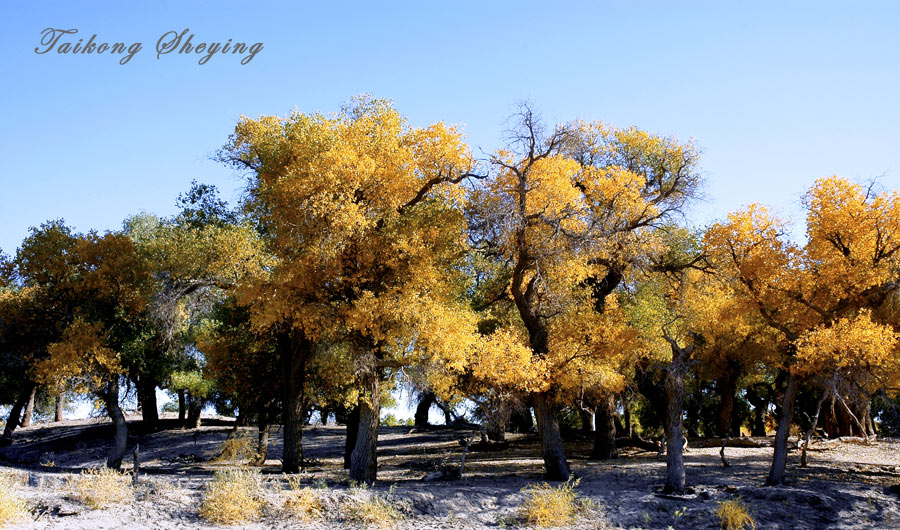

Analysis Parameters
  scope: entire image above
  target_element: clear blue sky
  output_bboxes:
[2,1,899,255]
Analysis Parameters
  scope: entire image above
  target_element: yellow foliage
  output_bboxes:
[68,468,134,509]
[282,478,323,522]
[716,499,756,530]
[0,473,28,525]
[199,469,265,525]
[212,431,256,464]
[39,318,122,394]
[344,494,402,528]
[518,478,582,527]
[795,310,900,390]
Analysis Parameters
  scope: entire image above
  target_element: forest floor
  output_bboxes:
[1,414,899,529]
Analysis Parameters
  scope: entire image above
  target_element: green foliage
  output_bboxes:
[169,370,214,398]
[380,413,413,427]
[872,393,900,436]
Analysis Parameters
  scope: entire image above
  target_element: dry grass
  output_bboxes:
[518,478,582,527]
[344,490,402,528]
[0,473,28,526]
[282,475,324,522]
[716,499,756,530]
[68,468,134,509]
[212,431,256,464]
[199,468,265,525]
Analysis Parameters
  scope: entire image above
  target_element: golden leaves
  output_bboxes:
[39,318,122,392]
[794,310,900,391]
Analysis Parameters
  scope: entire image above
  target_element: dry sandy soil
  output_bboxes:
[1,415,899,529]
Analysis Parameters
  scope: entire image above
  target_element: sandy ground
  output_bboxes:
[1,415,899,529]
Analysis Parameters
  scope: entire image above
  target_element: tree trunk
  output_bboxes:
[280,330,311,474]
[414,391,436,428]
[55,395,64,422]
[1,383,36,446]
[801,387,829,467]
[746,384,769,436]
[186,394,202,429]
[349,368,380,484]
[717,367,739,437]
[320,407,332,425]
[534,392,570,481]
[251,405,270,466]
[138,378,158,431]
[100,379,128,469]
[766,372,798,486]
[622,394,633,438]
[344,405,361,469]
[579,408,595,433]
[591,395,617,459]
[177,390,186,424]
[20,387,37,428]
[509,405,534,433]
[662,336,692,494]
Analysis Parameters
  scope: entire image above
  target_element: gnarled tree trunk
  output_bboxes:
[349,367,381,484]
[766,372,798,486]
[414,391,436,428]
[662,335,693,494]
[1,383,36,446]
[100,379,128,469]
[591,395,617,460]
[534,392,570,481]
[579,408,594,433]
[21,387,37,428]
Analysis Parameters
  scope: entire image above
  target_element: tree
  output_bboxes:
[218,96,480,481]
[468,106,675,479]
[34,231,153,468]
[706,176,900,485]
[0,221,79,445]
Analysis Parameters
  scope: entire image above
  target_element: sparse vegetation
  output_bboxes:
[212,430,256,464]
[0,473,28,525]
[282,475,324,522]
[344,491,403,528]
[716,499,756,530]
[68,468,134,509]
[517,478,582,527]
[199,468,265,525]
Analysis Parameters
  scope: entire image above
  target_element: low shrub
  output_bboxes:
[518,478,582,527]
[199,468,265,525]
[68,468,134,509]
[0,473,28,525]
[282,475,324,522]
[716,499,756,530]
[212,431,256,464]
[344,492,402,528]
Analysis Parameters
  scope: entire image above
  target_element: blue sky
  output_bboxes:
[2,1,899,253]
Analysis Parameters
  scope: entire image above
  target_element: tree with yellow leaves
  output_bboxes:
[33,230,154,468]
[706,176,900,485]
[218,96,481,481]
